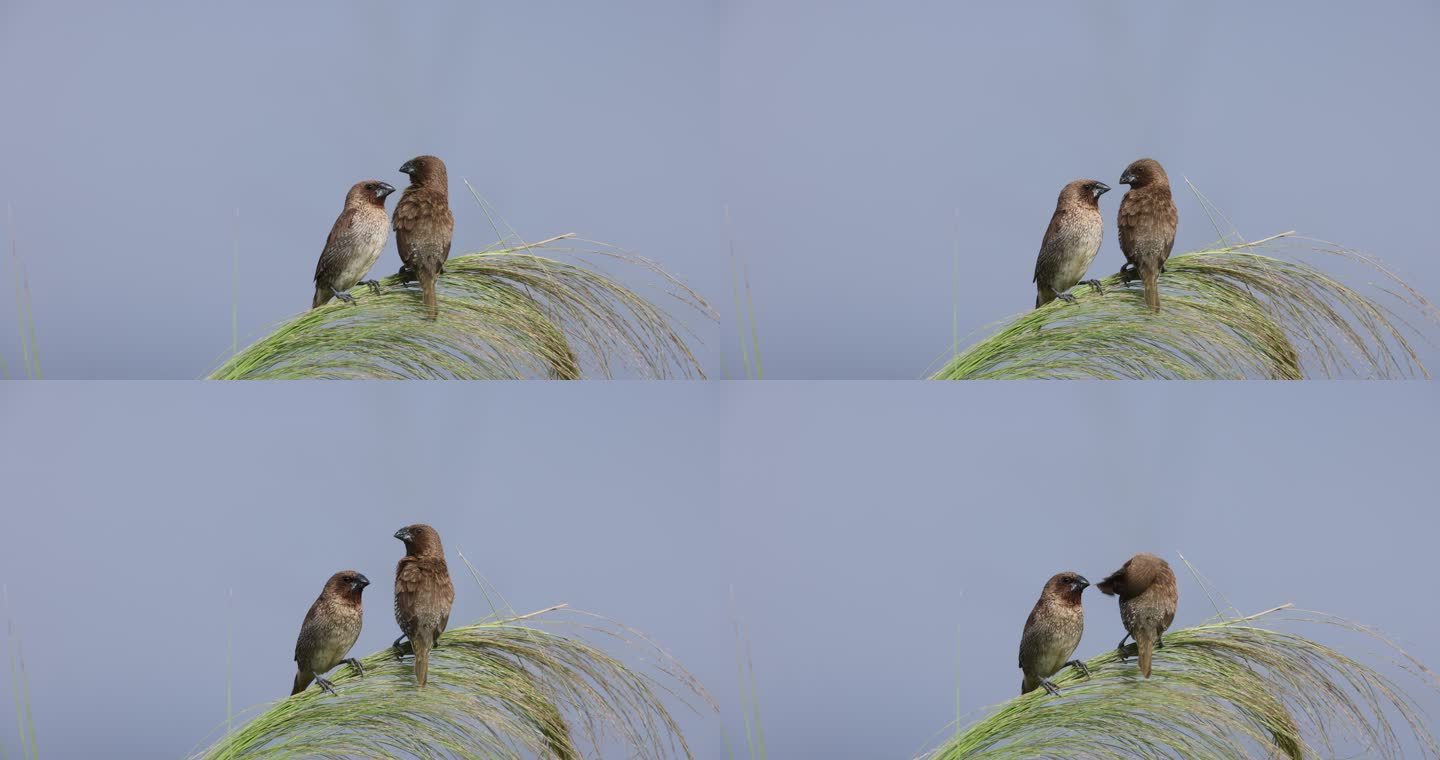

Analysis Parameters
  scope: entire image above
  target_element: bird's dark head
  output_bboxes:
[395,523,444,558]
[349,180,396,208]
[1119,158,1169,189]
[398,155,449,189]
[1064,179,1110,207]
[326,570,371,600]
[1046,571,1090,604]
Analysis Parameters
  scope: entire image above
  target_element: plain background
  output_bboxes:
[3,383,1439,758]
[2,1,1439,378]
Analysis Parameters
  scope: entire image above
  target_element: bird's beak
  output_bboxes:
[398,161,415,175]
[1119,171,1136,185]
[394,528,411,542]
[1092,182,1110,198]
[354,574,371,591]
[376,182,396,199]
[1073,576,1091,592]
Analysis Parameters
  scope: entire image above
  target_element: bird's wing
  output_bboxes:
[1033,209,1069,284]
[314,207,361,284]
[1018,603,1045,668]
[393,189,455,266]
[1118,192,1177,266]
[1160,199,1179,263]
[392,190,449,233]
[295,597,325,662]
[394,557,425,637]
[396,557,455,639]
[435,570,455,643]
[1116,194,1141,263]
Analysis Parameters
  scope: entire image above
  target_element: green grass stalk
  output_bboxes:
[932,232,1436,380]
[194,604,711,760]
[924,605,1439,759]
[209,235,714,380]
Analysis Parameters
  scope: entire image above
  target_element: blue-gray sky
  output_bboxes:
[3,2,1438,378]
[0,1,725,378]
[2,383,1438,758]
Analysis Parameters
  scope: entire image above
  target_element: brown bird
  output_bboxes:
[392,524,455,687]
[1018,571,1091,695]
[312,180,396,309]
[291,570,370,696]
[392,155,455,320]
[1096,552,1179,678]
[1116,158,1179,312]
[1033,179,1110,308]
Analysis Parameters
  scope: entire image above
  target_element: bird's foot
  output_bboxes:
[1040,679,1061,696]
[1118,264,1137,283]
[1067,659,1091,678]
[345,658,365,677]
[315,676,337,696]
[360,279,383,296]
[1057,292,1077,304]
[392,636,411,660]
[1155,635,1164,650]
[1113,633,1134,662]
[1083,279,1105,295]
[394,266,416,284]
[331,287,355,304]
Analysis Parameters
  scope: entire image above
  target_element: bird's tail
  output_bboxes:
[1020,674,1037,695]
[417,260,439,321]
[1135,630,1155,678]
[312,286,331,310]
[413,639,431,687]
[1034,289,1051,309]
[1140,261,1161,312]
[291,670,313,696]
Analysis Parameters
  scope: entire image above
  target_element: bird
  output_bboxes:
[1033,179,1110,308]
[1116,158,1179,312]
[1018,571,1091,695]
[1096,552,1179,678]
[392,155,455,320]
[312,180,396,309]
[392,524,455,687]
[291,570,370,696]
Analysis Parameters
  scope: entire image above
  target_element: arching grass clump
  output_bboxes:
[925,605,1439,760]
[210,235,715,380]
[932,233,1436,379]
[194,605,711,759]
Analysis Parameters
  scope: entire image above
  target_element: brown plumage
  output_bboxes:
[1096,552,1179,678]
[291,570,370,696]
[1018,571,1091,695]
[1033,179,1110,308]
[312,181,396,309]
[392,155,455,320]
[392,523,455,687]
[1116,158,1179,312]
